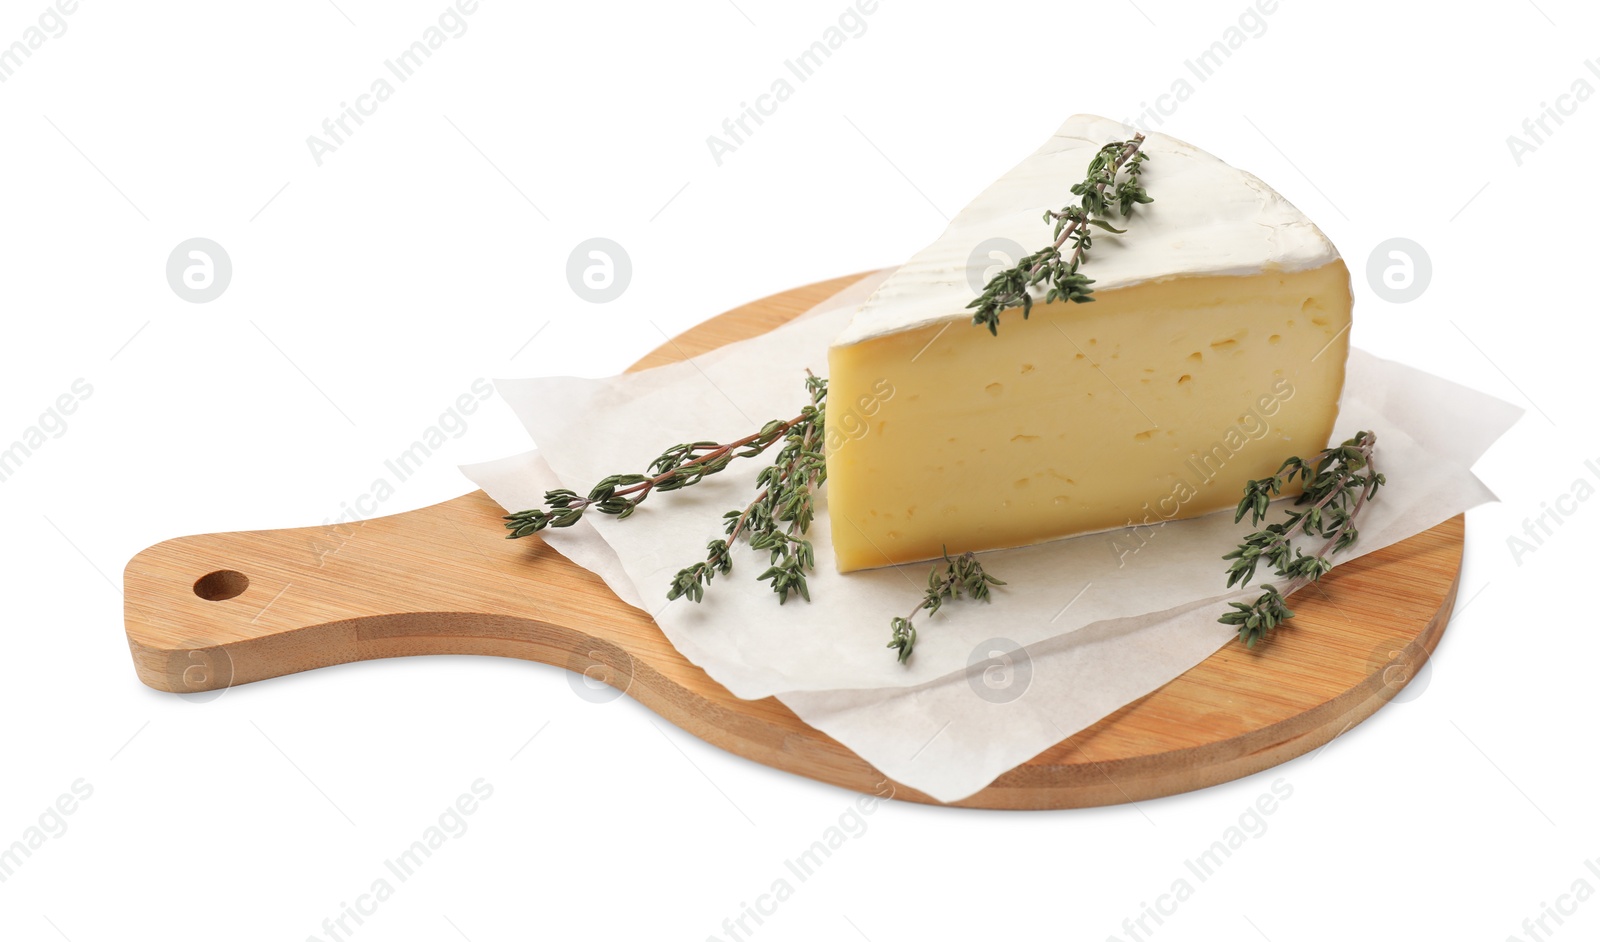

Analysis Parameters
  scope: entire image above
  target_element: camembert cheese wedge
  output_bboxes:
[826,115,1351,572]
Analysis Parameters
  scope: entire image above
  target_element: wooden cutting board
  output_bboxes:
[124,272,1461,810]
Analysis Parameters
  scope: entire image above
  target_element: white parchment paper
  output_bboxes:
[460,274,1521,802]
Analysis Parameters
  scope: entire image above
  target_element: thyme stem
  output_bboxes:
[1219,432,1386,646]
[968,133,1153,335]
[887,549,1006,664]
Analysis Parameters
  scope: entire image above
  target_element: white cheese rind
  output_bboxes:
[832,114,1339,348]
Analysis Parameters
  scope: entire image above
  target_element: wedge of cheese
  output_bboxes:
[825,115,1351,572]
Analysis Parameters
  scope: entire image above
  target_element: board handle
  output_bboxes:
[122,490,641,696]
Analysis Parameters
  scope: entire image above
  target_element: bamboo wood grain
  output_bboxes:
[124,272,1460,809]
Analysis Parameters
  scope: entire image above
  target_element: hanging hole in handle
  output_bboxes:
[194,569,249,601]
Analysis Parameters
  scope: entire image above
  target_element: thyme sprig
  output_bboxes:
[967,134,1152,335]
[504,374,828,604]
[503,381,820,538]
[887,549,1006,664]
[1219,431,1386,646]
[668,374,829,605]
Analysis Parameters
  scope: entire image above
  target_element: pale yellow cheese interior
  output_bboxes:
[824,262,1353,572]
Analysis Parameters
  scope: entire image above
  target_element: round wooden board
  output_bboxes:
[124,272,1461,810]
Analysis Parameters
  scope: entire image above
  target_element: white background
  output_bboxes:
[0,0,1595,939]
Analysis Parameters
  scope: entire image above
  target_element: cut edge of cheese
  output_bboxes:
[824,116,1351,573]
